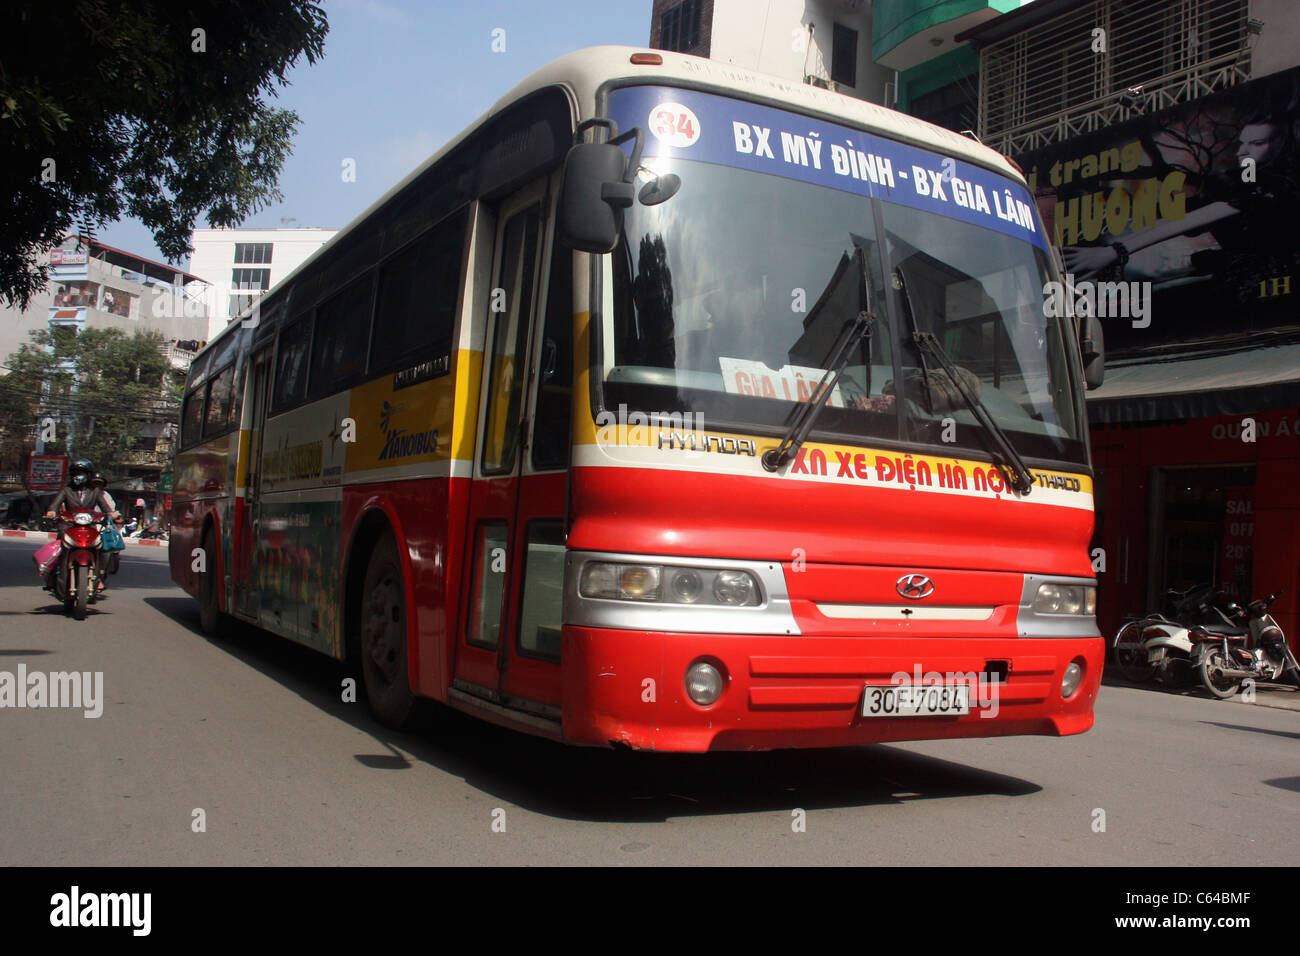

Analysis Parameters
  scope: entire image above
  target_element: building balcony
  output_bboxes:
[873,0,1018,71]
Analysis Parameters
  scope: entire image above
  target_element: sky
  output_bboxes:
[99,0,652,267]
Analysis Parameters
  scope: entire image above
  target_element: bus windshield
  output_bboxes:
[602,91,1087,467]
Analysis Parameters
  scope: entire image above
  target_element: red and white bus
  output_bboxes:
[171,46,1105,751]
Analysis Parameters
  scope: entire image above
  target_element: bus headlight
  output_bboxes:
[580,563,661,601]
[713,570,756,606]
[668,568,704,604]
[1034,583,1095,615]
[579,562,761,606]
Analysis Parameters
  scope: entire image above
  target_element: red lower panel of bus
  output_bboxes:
[561,626,1103,751]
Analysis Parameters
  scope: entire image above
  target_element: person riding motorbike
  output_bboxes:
[45,459,119,593]
[91,472,124,583]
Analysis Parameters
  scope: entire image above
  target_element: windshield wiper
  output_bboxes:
[911,328,1035,496]
[890,265,1033,495]
[763,249,877,473]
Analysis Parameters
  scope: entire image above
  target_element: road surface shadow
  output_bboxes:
[1200,720,1300,742]
[0,539,172,592]
[144,596,1042,822]
[1102,670,1300,708]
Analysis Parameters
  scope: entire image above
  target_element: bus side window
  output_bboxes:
[310,274,373,397]
[371,209,466,374]
[273,315,312,412]
[181,389,205,447]
[482,207,541,474]
[203,365,236,439]
[518,520,565,658]
[467,522,509,648]
[531,249,573,470]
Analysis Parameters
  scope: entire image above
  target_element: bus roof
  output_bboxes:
[200,45,1022,358]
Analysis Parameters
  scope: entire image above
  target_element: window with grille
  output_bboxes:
[234,242,273,264]
[659,0,702,53]
[910,75,978,134]
[229,267,271,316]
[831,23,858,89]
[979,0,1249,152]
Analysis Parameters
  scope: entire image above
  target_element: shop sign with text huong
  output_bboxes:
[1017,66,1300,356]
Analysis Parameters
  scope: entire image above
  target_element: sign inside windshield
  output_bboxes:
[719,357,845,406]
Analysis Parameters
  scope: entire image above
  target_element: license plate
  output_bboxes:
[862,683,971,717]
[1147,648,1166,663]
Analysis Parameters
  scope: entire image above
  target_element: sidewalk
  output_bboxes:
[1102,671,1300,712]
[0,529,166,546]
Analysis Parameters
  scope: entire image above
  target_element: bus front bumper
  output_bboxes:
[561,626,1104,752]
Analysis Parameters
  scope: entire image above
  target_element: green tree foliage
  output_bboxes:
[0,327,181,474]
[0,1,329,309]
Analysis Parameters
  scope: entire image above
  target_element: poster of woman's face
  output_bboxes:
[1018,66,1300,356]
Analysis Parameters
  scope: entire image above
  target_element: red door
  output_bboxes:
[454,176,572,714]
[233,346,272,619]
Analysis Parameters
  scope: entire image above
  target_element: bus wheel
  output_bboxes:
[198,528,227,636]
[73,564,88,621]
[359,534,417,728]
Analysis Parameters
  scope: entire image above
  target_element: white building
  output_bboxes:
[650,0,893,106]
[0,235,209,365]
[188,227,337,339]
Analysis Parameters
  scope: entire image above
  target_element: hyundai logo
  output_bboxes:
[896,574,935,600]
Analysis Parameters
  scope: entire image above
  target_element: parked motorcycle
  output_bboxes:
[43,508,109,620]
[1112,583,1228,685]
[1196,591,1300,698]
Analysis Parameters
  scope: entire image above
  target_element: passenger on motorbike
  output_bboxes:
[45,459,119,593]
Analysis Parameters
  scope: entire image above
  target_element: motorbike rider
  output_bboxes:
[45,459,119,593]
[91,472,124,585]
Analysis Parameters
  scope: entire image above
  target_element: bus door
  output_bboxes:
[233,345,273,619]
[455,176,570,715]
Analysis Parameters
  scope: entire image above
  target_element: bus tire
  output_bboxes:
[198,527,227,636]
[359,534,418,728]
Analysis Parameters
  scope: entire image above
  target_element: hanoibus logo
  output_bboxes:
[377,400,439,461]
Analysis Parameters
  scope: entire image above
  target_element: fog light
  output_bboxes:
[1062,659,1085,698]
[685,660,724,705]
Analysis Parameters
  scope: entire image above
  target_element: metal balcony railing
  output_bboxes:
[978,0,1251,154]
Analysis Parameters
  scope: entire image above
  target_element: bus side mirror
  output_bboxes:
[559,142,634,253]
[1080,313,1105,390]
[559,120,645,254]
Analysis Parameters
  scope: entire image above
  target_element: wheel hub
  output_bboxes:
[364,576,402,682]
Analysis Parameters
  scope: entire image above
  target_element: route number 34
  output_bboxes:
[649,103,701,148]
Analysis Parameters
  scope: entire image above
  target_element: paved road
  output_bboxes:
[0,536,1296,866]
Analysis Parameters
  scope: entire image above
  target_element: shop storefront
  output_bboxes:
[1017,65,1300,645]
[1089,408,1300,641]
